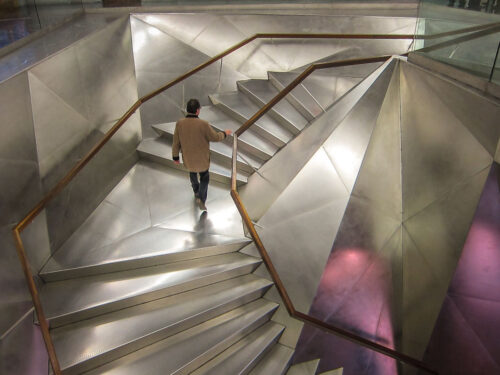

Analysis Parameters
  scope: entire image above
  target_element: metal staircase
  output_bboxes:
[34,63,357,374]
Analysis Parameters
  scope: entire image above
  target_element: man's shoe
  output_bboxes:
[198,200,207,212]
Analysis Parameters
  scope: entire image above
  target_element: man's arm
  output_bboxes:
[206,123,232,142]
[172,123,181,164]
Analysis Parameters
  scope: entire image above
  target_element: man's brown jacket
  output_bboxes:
[172,114,226,172]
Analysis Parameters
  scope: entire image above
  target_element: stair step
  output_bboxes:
[210,92,293,147]
[152,122,263,173]
[286,359,321,375]
[84,299,279,375]
[51,275,272,374]
[191,321,285,375]
[137,137,248,185]
[237,79,308,134]
[40,227,251,281]
[248,344,294,375]
[268,71,323,121]
[41,253,261,327]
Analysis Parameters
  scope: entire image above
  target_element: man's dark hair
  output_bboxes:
[186,98,201,114]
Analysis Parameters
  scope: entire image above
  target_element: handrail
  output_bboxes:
[13,23,495,374]
[230,55,437,375]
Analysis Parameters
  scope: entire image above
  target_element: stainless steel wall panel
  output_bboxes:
[0,309,48,375]
[407,65,500,159]
[0,72,50,338]
[27,16,141,251]
[241,59,395,221]
[256,148,350,313]
[400,63,493,221]
[350,62,402,221]
[401,167,490,358]
[321,60,397,194]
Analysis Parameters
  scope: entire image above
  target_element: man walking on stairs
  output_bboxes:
[173,98,232,211]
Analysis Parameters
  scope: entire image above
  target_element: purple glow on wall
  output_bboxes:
[294,247,397,375]
[424,163,500,375]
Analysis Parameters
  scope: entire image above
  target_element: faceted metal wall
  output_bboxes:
[28,16,142,251]
[130,13,415,138]
[243,58,500,373]
[0,72,50,374]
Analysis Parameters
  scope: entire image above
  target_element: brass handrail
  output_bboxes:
[13,23,497,374]
[230,55,438,375]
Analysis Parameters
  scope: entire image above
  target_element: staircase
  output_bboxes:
[136,67,357,186]
[36,65,355,374]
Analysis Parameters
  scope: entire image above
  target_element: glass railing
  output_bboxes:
[0,0,84,49]
[415,0,500,82]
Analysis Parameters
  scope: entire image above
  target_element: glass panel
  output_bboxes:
[35,0,83,29]
[415,0,500,80]
[0,0,41,48]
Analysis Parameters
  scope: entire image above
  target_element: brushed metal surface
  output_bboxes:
[237,79,308,134]
[248,343,294,375]
[41,226,251,281]
[256,148,350,313]
[195,105,279,159]
[402,167,490,358]
[210,92,293,146]
[84,299,278,375]
[400,62,493,221]
[286,359,320,375]
[0,72,51,336]
[191,321,284,375]
[137,137,249,185]
[268,71,323,120]
[321,60,397,194]
[41,253,261,327]
[152,122,263,172]
[0,309,48,375]
[0,14,123,83]
[52,275,272,374]
[240,58,396,221]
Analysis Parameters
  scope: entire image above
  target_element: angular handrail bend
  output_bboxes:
[14,24,496,373]
[230,55,437,375]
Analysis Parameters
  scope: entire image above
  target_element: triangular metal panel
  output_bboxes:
[29,46,88,121]
[241,59,397,221]
[28,72,92,178]
[322,59,397,193]
[350,62,402,222]
[401,224,443,359]
[411,67,500,159]
[400,63,493,221]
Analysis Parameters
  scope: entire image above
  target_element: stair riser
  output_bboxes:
[60,286,272,375]
[48,262,260,328]
[237,83,301,136]
[212,103,286,148]
[174,308,277,375]
[137,150,246,186]
[268,74,320,121]
[239,335,281,375]
[41,242,250,282]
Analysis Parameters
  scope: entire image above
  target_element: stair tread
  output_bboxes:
[191,321,285,375]
[51,275,272,373]
[187,106,279,158]
[210,92,293,144]
[84,299,278,375]
[238,79,308,133]
[41,227,251,281]
[137,137,248,184]
[153,122,263,170]
[268,71,323,119]
[248,343,294,375]
[41,253,261,326]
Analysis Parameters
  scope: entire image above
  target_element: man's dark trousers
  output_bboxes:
[190,170,209,203]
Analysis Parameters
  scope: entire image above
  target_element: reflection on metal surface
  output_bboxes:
[424,163,500,375]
